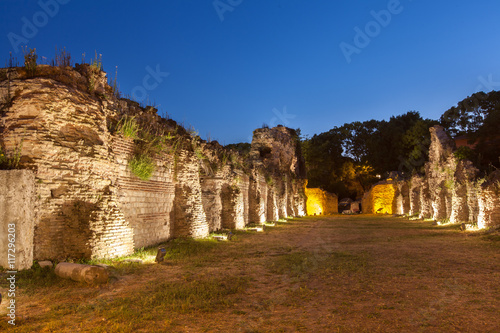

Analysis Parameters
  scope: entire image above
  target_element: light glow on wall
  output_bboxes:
[372,184,396,215]
[305,188,338,216]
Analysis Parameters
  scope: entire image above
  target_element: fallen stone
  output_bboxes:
[55,262,109,284]
[122,259,143,264]
[38,261,53,269]
[246,226,264,232]
[212,235,229,241]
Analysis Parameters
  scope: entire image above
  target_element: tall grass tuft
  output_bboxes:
[23,47,37,77]
[129,153,155,180]
[117,116,139,139]
[51,46,72,67]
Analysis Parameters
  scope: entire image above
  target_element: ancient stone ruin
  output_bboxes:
[305,186,338,215]
[0,65,307,269]
[362,125,500,228]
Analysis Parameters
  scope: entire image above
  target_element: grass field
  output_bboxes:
[1,215,499,332]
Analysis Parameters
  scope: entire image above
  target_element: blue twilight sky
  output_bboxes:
[1,0,500,144]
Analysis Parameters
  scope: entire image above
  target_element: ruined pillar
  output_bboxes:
[173,152,209,238]
[419,179,433,219]
[249,172,268,223]
[409,175,422,216]
[266,184,279,221]
[200,177,223,232]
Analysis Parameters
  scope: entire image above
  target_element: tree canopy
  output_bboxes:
[302,90,500,199]
[302,111,437,199]
[441,90,500,170]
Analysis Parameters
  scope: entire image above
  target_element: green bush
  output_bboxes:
[454,146,475,161]
[129,154,155,180]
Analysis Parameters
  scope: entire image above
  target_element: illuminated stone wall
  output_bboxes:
[266,184,279,221]
[249,126,308,220]
[221,171,249,230]
[359,126,499,229]
[173,151,209,238]
[0,170,36,270]
[413,126,497,226]
[362,182,397,214]
[113,136,173,251]
[249,173,268,223]
[0,75,137,260]
[200,177,223,233]
[293,179,308,217]
[0,67,309,262]
[305,187,338,215]
[477,171,500,229]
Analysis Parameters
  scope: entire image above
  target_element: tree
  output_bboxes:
[340,120,378,163]
[440,91,500,136]
[301,111,435,199]
[440,90,500,169]
[400,118,438,174]
[366,111,426,174]
[302,128,344,193]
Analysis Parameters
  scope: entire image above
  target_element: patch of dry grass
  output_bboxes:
[1,215,499,332]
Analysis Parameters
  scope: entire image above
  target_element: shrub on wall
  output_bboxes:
[129,153,155,180]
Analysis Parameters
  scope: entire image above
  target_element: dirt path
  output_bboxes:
[2,215,500,332]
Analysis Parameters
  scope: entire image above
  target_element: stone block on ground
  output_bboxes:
[55,262,109,284]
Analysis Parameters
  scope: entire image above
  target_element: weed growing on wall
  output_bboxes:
[194,147,207,161]
[87,52,102,94]
[129,153,155,180]
[51,47,72,67]
[265,175,274,186]
[0,70,13,113]
[0,140,23,169]
[111,65,120,98]
[117,116,139,139]
[23,47,37,77]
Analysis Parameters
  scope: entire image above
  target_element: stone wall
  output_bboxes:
[113,136,174,250]
[249,172,268,223]
[200,177,223,232]
[0,170,36,270]
[305,187,338,215]
[477,171,500,229]
[0,66,308,263]
[173,151,208,238]
[362,182,397,214]
[361,125,499,229]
